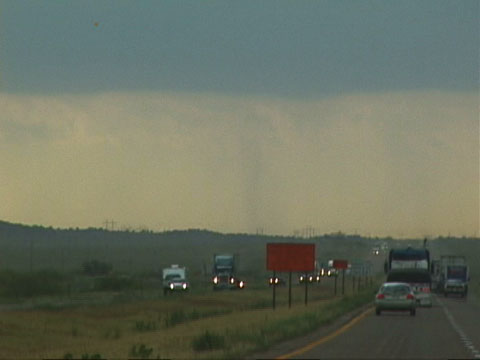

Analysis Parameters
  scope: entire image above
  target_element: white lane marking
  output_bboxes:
[437,296,480,359]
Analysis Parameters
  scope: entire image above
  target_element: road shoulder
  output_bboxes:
[247,301,373,360]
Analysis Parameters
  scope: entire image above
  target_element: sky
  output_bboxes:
[0,0,479,238]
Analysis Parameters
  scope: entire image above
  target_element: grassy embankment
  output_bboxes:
[0,275,380,359]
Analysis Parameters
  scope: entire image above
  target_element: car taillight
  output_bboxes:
[376,294,385,300]
[406,294,415,300]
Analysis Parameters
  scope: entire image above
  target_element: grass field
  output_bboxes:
[0,277,379,359]
[0,222,478,358]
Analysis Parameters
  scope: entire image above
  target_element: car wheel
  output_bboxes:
[375,308,381,316]
[410,309,416,316]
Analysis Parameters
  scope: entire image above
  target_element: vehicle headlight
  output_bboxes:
[239,281,244,288]
[300,276,304,282]
[170,283,174,290]
[182,283,187,290]
[275,278,279,284]
[230,277,235,284]
[213,276,218,284]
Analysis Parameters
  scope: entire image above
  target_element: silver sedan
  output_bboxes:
[375,282,417,316]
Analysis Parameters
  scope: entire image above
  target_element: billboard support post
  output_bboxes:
[334,274,337,296]
[272,271,276,310]
[304,276,308,305]
[332,259,349,297]
[288,271,292,308]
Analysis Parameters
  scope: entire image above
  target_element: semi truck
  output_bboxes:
[212,254,245,290]
[162,264,189,295]
[436,256,469,297]
[384,247,430,273]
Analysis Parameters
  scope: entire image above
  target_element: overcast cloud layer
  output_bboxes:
[1,1,478,237]
[1,91,478,237]
[2,0,478,96]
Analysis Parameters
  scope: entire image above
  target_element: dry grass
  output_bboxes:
[0,279,375,359]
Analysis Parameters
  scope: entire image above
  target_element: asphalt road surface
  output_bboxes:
[255,293,480,359]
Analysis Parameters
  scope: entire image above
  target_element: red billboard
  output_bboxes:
[267,243,315,272]
[333,259,349,269]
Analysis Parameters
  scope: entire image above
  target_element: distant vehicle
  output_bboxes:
[436,256,469,297]
[375,282,416,316]
[162,264,189,295]
[326,268,338,277]
[381,242,389,252]
[384,247,430,273]
[269,276,286,286]
[372,247,380,255]
[386,269,432,307]
[326,259,338,277]
[298,260,322,283]
[212,254,245,290]
[298,273,321,283]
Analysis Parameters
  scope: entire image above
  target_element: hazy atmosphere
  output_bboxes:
[1,1,478,238]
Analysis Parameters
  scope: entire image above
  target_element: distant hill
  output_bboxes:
[0,220,478,281]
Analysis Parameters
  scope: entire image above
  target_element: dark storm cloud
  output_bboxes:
[1,0,478,95]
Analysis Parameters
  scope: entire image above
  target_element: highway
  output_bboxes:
[255,294,480,359]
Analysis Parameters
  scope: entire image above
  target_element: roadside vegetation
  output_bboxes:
[0,279,379,359]
[0,221,478,358]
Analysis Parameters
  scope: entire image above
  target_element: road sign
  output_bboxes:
[333,259,348,269]
[266,243,315,272]
[267,243,315,309]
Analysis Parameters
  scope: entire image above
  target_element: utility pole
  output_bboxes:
[103,219,116,231]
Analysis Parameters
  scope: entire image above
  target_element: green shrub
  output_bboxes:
[129,343,153,359]
[134,320,157,332]
[0,269,66,298]
[81,353,103,360]
[93,275,135,292]
[192,330,226,351]
[164,308,232,328]
[164,310,186,327]
[82,260,112,277]
[104,327,122,339]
